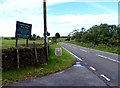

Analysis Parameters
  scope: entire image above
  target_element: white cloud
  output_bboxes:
[47,13,117,36]
[1,13,117,37]
[0,15,44,37]
[0,0,118,37]
[0,0,42,11]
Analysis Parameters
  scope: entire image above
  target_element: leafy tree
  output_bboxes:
[70,24,118,46]
[33,34,36,38]
[81,27,86,33]
[54,32,60,42]
[37,35,40,39]
[33,34,36,40]
[74,32,82,42]
[66,34,70,41]
[47,32,50,36]
[55,32,60,38]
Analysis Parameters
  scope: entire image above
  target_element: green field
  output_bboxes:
[2,43,75,85]
[2,39,44,49]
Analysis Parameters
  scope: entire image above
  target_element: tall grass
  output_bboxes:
[67,41,119,54]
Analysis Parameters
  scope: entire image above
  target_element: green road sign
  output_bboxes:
[15,21,32,39]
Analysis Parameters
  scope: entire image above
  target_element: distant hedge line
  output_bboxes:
[2,46,46,71]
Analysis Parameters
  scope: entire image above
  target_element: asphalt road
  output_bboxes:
[4,64,107,87]
[59,42,119,87]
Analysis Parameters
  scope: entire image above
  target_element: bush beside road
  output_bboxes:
[66,40,119,55]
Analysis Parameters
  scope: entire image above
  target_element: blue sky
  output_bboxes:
[48,2,117,15]
[0,0,118,37]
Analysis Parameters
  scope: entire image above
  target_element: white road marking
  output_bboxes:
[89,66,96,71]
[73,47,77,49]
[91,48,118,56]
[62,42,118,56]
[96,54,120,63]
[84,63,87,65]
[80,49,89,53]
[100,74,111,82]
[76,62,80,64]
[60,45,83,62]
[78,45,118,56]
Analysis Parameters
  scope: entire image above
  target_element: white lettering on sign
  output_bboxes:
[55,48,62,56]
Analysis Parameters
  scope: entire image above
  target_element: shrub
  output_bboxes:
[11,37,16,40]
[2,46,45,71]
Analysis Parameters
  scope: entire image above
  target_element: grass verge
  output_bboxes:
[2,39,44,49]
[2,43,76,85]
[66,41,119,55]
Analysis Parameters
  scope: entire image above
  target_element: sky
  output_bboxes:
[0,0,119,37]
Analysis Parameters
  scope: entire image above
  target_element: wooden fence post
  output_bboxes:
[33,42,38,64]
[16,47,19,69]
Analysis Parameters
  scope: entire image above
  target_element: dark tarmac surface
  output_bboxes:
[3,62,107,87]
[59,42,119,87]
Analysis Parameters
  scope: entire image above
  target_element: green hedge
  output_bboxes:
[2,46,46,71]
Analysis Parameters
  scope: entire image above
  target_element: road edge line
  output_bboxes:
[59,44,83,62]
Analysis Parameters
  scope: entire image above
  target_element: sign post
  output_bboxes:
[16,38,18,47]
[15,21,32,69]
[26,39,28,47]
[43,0,48,61]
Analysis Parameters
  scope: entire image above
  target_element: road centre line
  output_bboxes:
[60,45,83,62]
[84,63,87,65]
[74,43,118,56]
[89,66,96,71]
[100,74,111,82]
[80,49,89,53]
[73,47,76,49]
[90,48,118,56]
[63,42,118,56]
[96,54,120,63]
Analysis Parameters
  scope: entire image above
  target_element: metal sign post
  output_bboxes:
[43,0,48,61]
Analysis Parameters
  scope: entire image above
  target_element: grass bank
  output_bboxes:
[66,41,119,55]
[2,43,76,85]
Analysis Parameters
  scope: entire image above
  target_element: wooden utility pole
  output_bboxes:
[43,0,48,61]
